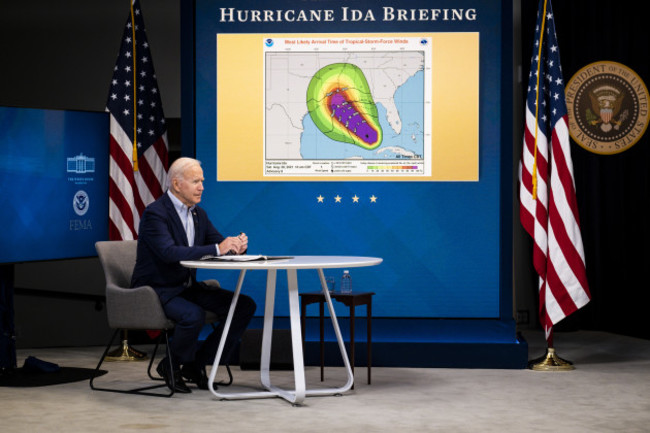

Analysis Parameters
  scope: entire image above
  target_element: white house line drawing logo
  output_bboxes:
[67,153,96,173]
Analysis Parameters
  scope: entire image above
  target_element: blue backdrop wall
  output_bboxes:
[182,0,525,368]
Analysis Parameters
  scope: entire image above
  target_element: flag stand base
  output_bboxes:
[528,347,574,371]
[105,339,148,362]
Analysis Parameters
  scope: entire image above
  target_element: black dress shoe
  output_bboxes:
[180,362,213,390]
[156,358,191,394]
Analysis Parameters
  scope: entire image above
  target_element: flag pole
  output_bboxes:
[104,0,148,363]
[520,0,589,372]
[528,328,574,371]
[130,0,139,171]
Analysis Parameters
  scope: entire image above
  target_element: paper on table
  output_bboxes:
[200,254,292,262]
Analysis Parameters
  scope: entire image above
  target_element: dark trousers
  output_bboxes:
[162,283,256,368]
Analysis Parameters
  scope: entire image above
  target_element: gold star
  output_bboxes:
[352,195,360,203]
[317,195,324,203]
[334,195,342,203]
[370,195,378,203]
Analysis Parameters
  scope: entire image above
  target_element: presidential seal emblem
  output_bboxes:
[565,61,648,155]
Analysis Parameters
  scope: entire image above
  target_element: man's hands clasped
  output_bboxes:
[219,232,248,255]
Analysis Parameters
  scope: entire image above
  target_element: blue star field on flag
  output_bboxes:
[526,0,567,141]
[106,1,166,158]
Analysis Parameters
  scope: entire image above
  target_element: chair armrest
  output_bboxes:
[202,279,222,289]
[105,284,173,330]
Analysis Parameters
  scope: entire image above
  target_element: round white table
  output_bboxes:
[181,255,382,405]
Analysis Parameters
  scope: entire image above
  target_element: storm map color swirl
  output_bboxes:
[263,36,431,178]
[307,63,383,150]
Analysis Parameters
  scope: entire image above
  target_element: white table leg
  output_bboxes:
[286,269,306,403]
[208,267,353,403]
[258,269,307,405]
[260,269,276,388]
[303,268,354,396]
[208,269,288,401]
[208,269,245,397]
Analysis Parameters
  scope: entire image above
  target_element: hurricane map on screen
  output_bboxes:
[263,36,431,177]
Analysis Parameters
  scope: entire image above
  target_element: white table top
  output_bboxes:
[181,255,382,270]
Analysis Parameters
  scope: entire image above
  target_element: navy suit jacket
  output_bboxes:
[131,193,225,304]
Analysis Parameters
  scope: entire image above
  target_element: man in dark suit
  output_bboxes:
[131,157,256,393]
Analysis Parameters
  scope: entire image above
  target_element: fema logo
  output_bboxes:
[73,190,90,216]
[566,61,649,155]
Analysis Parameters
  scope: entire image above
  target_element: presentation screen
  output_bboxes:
[0,106,109,264]
[215,32,479,182]
[187,0,508,319]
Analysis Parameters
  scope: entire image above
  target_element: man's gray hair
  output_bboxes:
[166,157,201,190]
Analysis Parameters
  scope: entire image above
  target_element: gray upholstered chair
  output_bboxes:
[90,240,231,397]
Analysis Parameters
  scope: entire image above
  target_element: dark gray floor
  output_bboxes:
[1,330,649,433]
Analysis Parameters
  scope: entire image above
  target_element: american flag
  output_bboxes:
[519,0,591,340]
[106,0,168,240]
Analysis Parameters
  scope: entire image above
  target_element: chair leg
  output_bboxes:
[89,329,120,391]
[218,365,233,386]
[145,331,232,387]
[147,333,164,381]
[146,325,234,387]
[90,329,175,398]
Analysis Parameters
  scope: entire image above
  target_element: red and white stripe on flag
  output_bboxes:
[106,0,168,240]
[108,120,167,240]
[519,0,590,339]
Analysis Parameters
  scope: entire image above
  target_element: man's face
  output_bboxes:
[173,164,204,207]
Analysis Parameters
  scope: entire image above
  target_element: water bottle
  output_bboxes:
[341,270,352,293]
